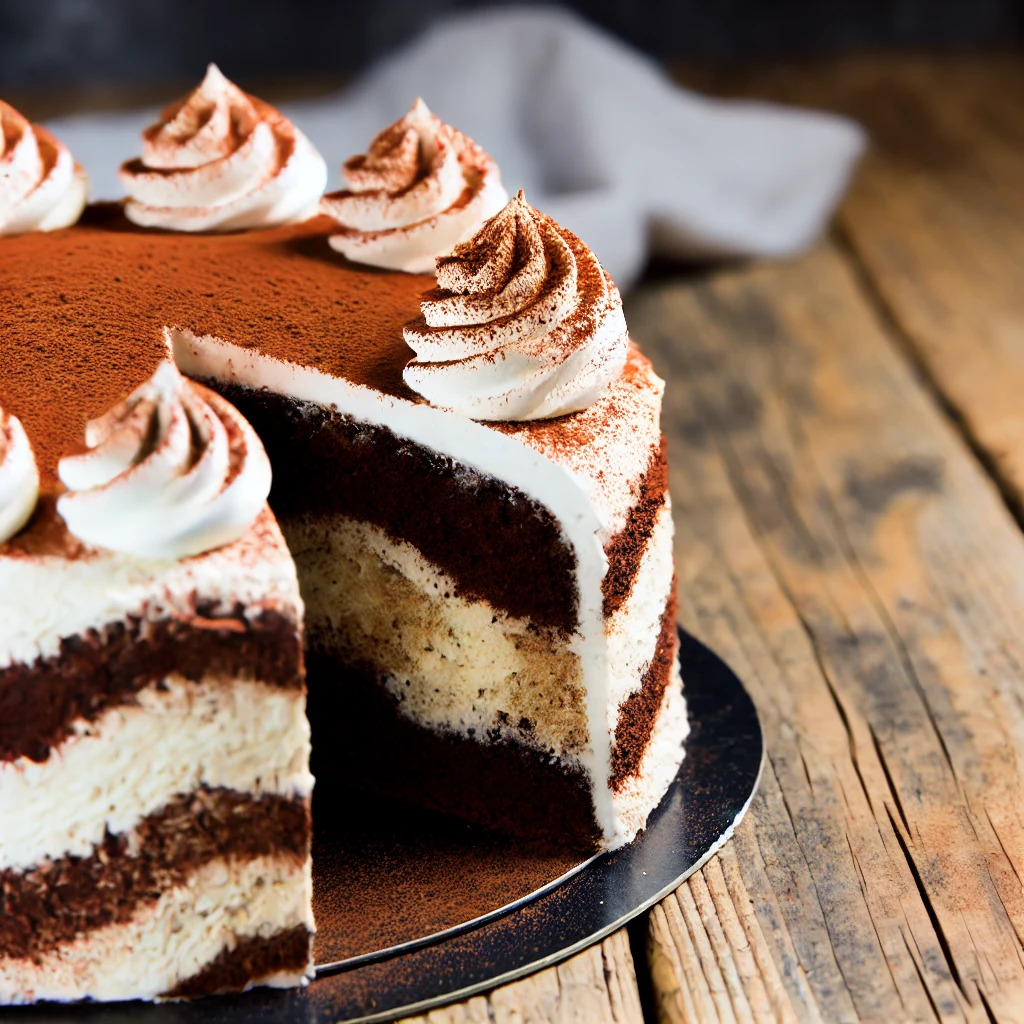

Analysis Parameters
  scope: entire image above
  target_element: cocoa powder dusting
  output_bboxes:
[0,205,429,495]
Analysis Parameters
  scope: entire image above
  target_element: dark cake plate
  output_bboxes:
[18,628,763,1024]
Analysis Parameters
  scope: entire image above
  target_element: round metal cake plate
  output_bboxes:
[15,628,763,1024]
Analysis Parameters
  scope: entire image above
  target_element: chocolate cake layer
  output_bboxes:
[0,788,310,961]
[602,435,670,617]
[0,604,303,763]
[163,925,312,999]
[215,382,580,635]
[610,585,679,790]
[306,652,603,850]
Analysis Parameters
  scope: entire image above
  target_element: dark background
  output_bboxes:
[3,0,1022,92]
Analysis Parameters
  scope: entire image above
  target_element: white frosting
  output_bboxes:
[0,854,313,1004]
[0,506,299,671]
[321,98,507,273]
[0,101,87,235]
[120,64,327,232]
[0,676,312,871]
[506,345,664,543]
[171,327,666,848]
[0,409,39,543]
[606,501,676,712]
[403,192,630,421]
[57,360,271,560]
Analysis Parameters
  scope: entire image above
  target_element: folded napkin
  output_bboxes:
[52,7,865,289]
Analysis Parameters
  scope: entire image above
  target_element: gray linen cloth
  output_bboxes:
[52,7,865,289]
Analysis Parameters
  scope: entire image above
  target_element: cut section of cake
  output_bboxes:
[0,358,314,1002]
[172,190,687,850]
[208,344,684,849]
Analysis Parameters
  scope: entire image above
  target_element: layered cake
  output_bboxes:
[0,68,687,1004]
[0,365,315,1002]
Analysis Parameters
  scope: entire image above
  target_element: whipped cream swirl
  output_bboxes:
[120,64,327,232]
[321,98,507,273]
[57,361,271,560]
[0,408,40,543]
[0,101,88,235]
[403,191,629,421]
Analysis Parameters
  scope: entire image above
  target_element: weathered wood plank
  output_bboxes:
[398,929,644,1024]
[835,56,1024,519]
[649,845,800,1024]
[629,238,1024,1021]
[683,54,1024,518]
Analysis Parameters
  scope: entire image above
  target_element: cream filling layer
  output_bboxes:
[0,676,313,871]
[285,513,589,760]
[610,661,689,845]
[0,506,300,671]
[605,500,675,717]
[0,853,313,1005]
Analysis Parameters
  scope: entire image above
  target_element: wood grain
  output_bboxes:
[397,930,644,1024]
[629,237,1024,1021]
[683,53,1024,518]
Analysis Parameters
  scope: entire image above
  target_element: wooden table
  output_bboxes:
[401,52,1024,1024]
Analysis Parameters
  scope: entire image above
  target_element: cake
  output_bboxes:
[0,68,687,1005]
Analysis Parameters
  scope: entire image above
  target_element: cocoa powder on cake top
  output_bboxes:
[0,204,430,491]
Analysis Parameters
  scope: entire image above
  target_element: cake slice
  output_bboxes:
[0,365,315,1003]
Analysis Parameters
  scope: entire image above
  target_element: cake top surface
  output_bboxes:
[1,204,662,557]
[1,205,427,492]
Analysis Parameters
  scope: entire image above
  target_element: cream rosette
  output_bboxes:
[321,98,507,273]
[403,191,630,422]
[57,361,271,559]
[0,101,88,235]
[120,64,326,232]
